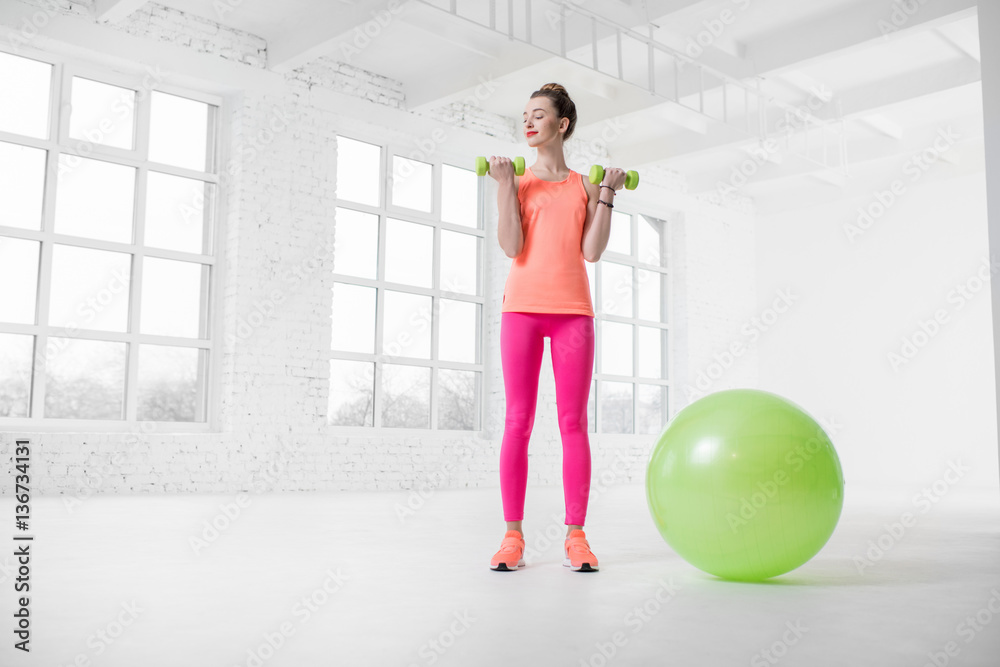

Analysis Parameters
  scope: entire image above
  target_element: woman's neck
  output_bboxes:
[532,142,568,174]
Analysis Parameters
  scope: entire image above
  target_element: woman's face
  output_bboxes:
[523,97,564,146]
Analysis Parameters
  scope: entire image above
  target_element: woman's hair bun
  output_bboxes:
[539,82,568,96]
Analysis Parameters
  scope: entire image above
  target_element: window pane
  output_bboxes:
[331,283,375,353]
[601,380,633,434]
[601,321,632,376]
[381,363,429,428]
[438,368,479,430]
[601,262,632,318]
[439,299,477,363]
[69,77,135,150]
[145,171,214,254]
[140,257,208,338]
[328,359,373,426]
[333,207,378,279]
[49,245,131,333]
[0,141,46,230]
[0,52,51,139]
[441,164,477,227]
[391,156,432,212]
[638,268,665,322]
[44,337,126,419]
[639,214,667,267]
[0,333,33,417]
[0,237,39,324]
[336,136,380,206]
[607,210,631,255]
[638,325,665,379]
[55,155,136,243]
[440,230,478,295]
[149,91,211,171]
[383,290,431,360]
[137,344,205,422]
[384,218,432,288]
[637,384,665,435]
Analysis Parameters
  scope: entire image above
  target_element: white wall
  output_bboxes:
[670,202,758,411]
[755,166,999,495]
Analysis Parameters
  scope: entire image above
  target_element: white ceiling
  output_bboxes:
[134,0,984,213]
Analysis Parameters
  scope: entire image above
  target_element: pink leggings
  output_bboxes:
[500,311,595,526]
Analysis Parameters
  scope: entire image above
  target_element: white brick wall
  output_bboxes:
[0,0,757,501]
[113,2,267,67]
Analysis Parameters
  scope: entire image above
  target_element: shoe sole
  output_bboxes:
[563,557,599,572]
[491,558,526,571]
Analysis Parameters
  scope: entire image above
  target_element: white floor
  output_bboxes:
[1,481,999,667]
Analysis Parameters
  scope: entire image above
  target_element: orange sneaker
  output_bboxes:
[564,529,599,571]
[490,530,526,571]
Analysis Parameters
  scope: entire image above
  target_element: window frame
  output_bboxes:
[328,132,487,434]
[591,210,671,435]
[0,45,227,432]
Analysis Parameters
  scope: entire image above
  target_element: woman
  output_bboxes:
[488,83,626,572]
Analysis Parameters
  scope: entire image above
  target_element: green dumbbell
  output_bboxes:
[476,156,525,177]
[589,164,639,190]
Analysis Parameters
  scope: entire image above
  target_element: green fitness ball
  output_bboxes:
[646,388,845,581]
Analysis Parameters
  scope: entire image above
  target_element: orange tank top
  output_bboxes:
[501,166,595,317]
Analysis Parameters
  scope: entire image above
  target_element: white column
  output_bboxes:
[979,0,1000,491]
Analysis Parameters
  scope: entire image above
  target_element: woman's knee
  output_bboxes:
[504,412,535,440]
[557,411,588,435]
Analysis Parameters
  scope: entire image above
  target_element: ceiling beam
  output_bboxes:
[774,70,833,103]
[93,0,150,23]
[611,54,979,174]
[267,0,401,73]
[742,0,978,76]
[688,111,982,193]
[819,58,981,121]
[753,137,984,215]
[642,0,737,20]
[629,0,980,89]
[861,114,905,140]
[934,22,982,62]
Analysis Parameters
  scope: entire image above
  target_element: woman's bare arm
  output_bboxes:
[497,174,523,258]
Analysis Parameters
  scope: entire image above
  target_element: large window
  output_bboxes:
[328,134,669,435]
[0,49,221,428]
[591,210,670,434]
[329,135,483,430]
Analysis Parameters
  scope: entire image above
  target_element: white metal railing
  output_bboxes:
[416,0,849,176]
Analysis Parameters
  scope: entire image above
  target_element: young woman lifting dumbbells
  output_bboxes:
[479,83,637,572]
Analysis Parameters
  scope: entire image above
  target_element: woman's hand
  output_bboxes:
[600,167,627,191]
[488,156,515,184]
